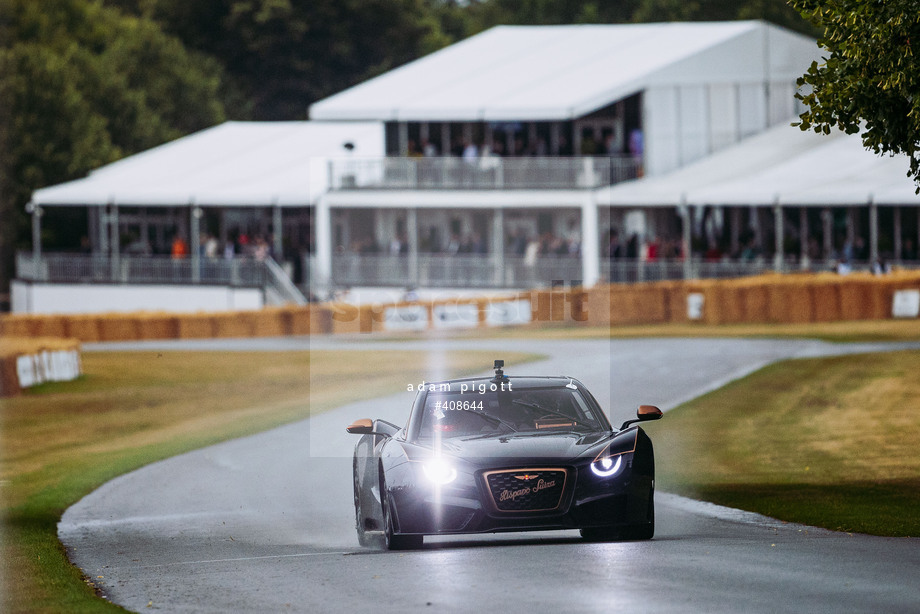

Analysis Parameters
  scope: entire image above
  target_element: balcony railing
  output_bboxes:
[16,252,308,305]
[329,156,641,191]
[329,254,583,288]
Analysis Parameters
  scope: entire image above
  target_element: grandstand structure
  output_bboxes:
[16,21,920,313]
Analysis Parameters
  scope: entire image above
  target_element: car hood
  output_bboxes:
[434,431,615,466]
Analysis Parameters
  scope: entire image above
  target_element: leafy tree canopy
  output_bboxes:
[791,0,920,191]
[0,0,226,288]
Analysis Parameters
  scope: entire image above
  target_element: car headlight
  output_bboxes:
[590,455,622,477]
[422,458,458,485]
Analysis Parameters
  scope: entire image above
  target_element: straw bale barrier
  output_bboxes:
[134,313,180,340]
[0,336,81,397]
[1,271,917,345]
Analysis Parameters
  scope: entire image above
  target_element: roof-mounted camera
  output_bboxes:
[492,359,505,381]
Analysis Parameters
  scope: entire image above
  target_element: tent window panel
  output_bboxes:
[738,84,767,139]
[678,85,708,166]
[643,87,681,176]
[768,81,796,126]
[708,84,738,152]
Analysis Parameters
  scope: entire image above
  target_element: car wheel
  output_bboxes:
[381,480,423,551]
[353,456,371,548]
[581,487,655,542]
[620,485,655,540]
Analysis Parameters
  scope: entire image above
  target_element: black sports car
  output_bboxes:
[346,360,662,549]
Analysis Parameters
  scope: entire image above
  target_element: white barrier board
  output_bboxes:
[892,289,920,318]
[16,350,82,388]
[383,305,428,331]
[486,299,532,326]
[432,303,480,329]
[687,293,705,320]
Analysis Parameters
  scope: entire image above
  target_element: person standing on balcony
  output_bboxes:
[903,238,917,261]
[608,229,623,259]
[171,235,188,259]
[462,139,478,161]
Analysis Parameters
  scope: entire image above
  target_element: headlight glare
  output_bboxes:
[590,454,622,477]
[422,458,458,484]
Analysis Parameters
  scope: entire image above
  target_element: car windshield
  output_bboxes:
[417,385,606,439]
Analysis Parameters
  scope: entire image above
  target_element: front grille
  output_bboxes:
[484,468,567,512]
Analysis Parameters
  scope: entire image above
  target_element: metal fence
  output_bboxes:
[16,253,308,305]
[329,254,583,288]
[329,156,641,190]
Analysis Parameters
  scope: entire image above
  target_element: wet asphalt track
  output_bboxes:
[60,336,920,613]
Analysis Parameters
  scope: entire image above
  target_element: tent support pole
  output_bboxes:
[492,208,504,286]
[110,203,119,281]
[680,199,691,280]
[730,207,741,256]
[580,196,599,287]
[868,200,878,265]
[799,207,809,269]
[190,204,201,284]
[773,200,784,273]
[407,207,419,286]
[822,207,833,260]
[893,206,902,262]
[273,204,283,261]
[314,195,333,294]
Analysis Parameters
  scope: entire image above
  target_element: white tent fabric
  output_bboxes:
[597,122,920,207]
[32,121,384,207]
[310,21,817,122]
[595,123,833,206]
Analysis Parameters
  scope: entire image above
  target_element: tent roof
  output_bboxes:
[310,21,818,122]
[32,121,384,207]
[597,122,920,207]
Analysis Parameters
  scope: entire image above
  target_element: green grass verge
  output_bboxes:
[416,319,920,343]
[645,350,920,537]
[1,349,540,613]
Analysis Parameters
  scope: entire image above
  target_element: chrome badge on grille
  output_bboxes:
[484,468,567,512]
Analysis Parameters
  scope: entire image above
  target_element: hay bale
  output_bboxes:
[286,307,312,335]
[135,313,180,340]
[331,303,362,334]
[838,279,873,320]
[585,286,612,327]
[0,315,36,337]
[97,315,140,342]
[212,311,255,338]
[310,306,333,334]
[177,313,216,339]
[64,315,101,342]
[252,308,288,337]
[31,315,67,338]
[609,286,638,325]
[633,284,669,324]
[811,281,842,322]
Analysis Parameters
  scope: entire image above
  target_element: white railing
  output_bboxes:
[330,254,583,288]
[263,257,308,305]
[329,156,641,190]
[16,253,308,305]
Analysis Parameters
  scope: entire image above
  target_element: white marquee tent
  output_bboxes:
[597,121,920,208]
[31,121,384,208]
[310,21,816,122]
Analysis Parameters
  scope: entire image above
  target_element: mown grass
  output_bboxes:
[0,349,538,613]
[421,318,920,343]
[645,350,920,537]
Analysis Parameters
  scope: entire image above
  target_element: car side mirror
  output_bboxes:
[346,419,374,434]
[619,405,662,430]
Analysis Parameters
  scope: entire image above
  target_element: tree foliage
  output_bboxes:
[0,0,226,291]
[791,0,920,191]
